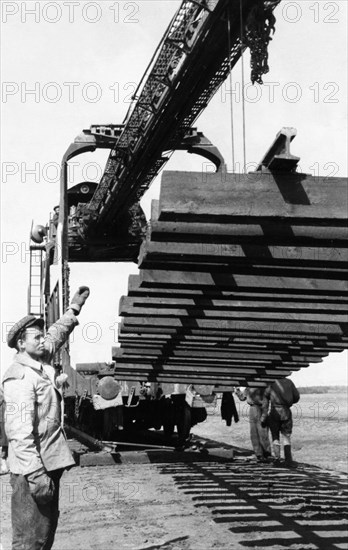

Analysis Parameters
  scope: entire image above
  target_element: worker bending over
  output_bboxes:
[261,378,300,467]
[235,387,272,463]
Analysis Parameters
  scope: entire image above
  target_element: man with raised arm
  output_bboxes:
[3,286,90,550]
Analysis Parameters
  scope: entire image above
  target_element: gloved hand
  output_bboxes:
[26,467,54,505]
[55,372,68,388]
[260,417,268,429]
[69,286,90,315]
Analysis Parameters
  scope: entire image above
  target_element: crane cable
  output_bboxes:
[239,0,247,173]
[227,5,235,172]
[227,0,248,174]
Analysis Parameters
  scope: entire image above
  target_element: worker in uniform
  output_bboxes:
[261,378,300,467]
[235,387,272,462]
[2,286,90,550]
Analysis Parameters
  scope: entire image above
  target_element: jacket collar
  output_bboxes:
[12,354,58,389]
[15,352,43,372]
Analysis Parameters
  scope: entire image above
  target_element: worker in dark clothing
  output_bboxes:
[261,378,300,467]
[235,387,272,462]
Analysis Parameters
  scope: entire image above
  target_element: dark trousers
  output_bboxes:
[10,469,63,550]
[268,405,293,440]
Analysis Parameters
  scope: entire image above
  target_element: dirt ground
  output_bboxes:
[192,391,348,474]
[1,392,347,550]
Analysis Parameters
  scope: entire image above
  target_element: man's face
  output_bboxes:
[19,327,45,359]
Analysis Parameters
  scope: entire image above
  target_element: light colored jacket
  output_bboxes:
[2,311,78,474]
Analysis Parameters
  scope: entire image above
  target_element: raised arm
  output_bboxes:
[43,286,90,361]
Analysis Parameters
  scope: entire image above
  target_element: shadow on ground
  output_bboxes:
[158,452,348,550]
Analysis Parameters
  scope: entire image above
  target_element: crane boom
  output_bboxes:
[80,0,280,245]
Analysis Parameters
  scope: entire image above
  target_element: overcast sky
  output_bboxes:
[1,0,347,386]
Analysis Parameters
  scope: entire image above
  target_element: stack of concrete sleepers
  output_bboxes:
[114,170,348,387]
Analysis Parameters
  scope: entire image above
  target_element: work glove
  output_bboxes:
[26,467,54,505]
[69,286,90,315]
[55,372,68,389]
[260,417,268,429]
